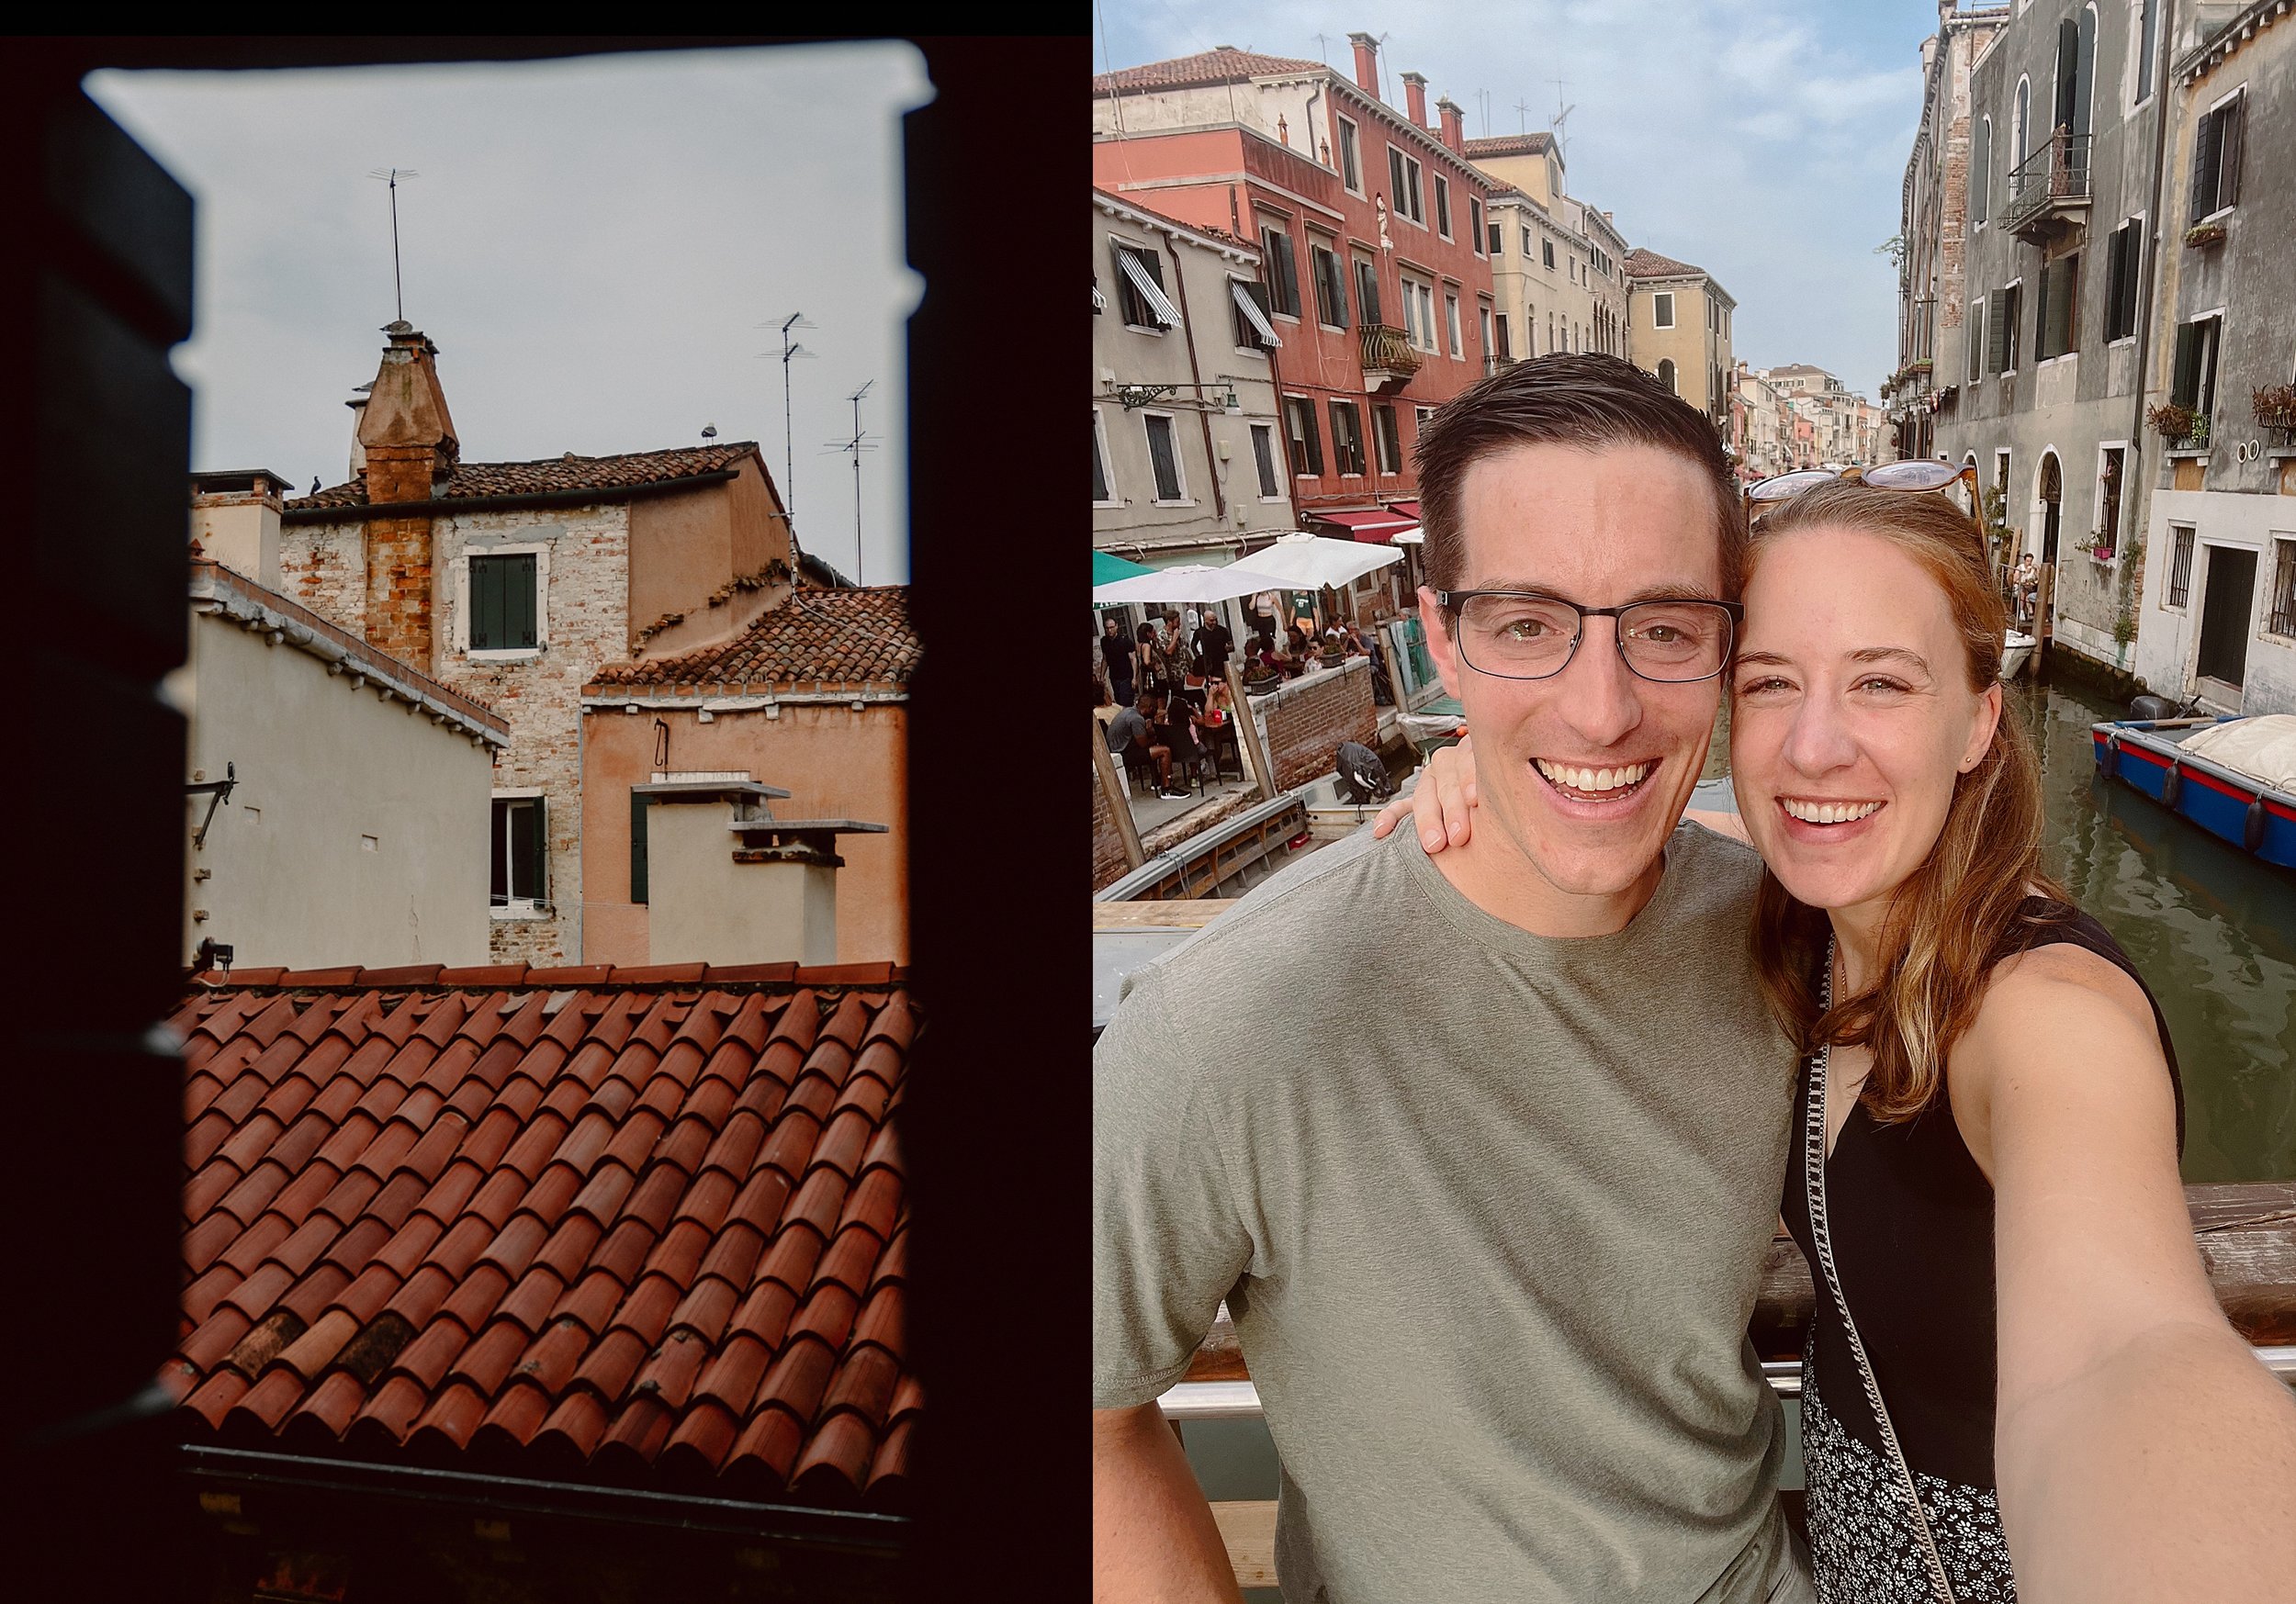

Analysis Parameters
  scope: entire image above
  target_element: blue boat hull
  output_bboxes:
[2090,720,2296,869]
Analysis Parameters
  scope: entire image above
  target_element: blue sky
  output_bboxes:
[88,45,929,586]
[1095,0,1942,397]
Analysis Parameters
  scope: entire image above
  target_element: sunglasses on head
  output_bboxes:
[1744,459,1979,515]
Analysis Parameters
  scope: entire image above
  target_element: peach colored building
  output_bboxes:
[580,587,916,966]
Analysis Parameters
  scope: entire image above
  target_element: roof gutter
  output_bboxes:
[283,468,741,525]
[183,1444,907,1554]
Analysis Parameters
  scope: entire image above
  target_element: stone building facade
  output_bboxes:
[2129,1,2296,713]
[1624,249,1736,424]
[1464,133,1630,364]
[279,322,800,965]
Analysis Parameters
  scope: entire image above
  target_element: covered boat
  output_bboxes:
[2090,713,2296,868]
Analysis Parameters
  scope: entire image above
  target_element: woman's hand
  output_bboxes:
[1371,736,1480,850]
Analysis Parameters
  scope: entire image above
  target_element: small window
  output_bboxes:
[1520,226,1533,255]
[2097,446,2124,557]
[468,552,539,652]
[1353,257,1382,326]
[1091,411,1113,504]
[1989,283,2022,374]
[1657,358,1676,393]
[1283,396,1323,477]
[2268,539,2296,637]
[1542,238,1556,271]
[2167,523,2195,608]
[1480,305,1494,366]
[1258,220,1301,319]
[2103,219,2144,342]
[1373,404,1402,475]
[1388,146,1424,224]
[1250,423,1281,499]
[1112,241,1177,330]
[2133,0,2158,104]
[1495,311,1513,360]
[1337,117,1361,192]
[2189,91,2245,220]
[1143,413,1186,501]
[629,791,650,904]
[1653,291,1675,330]
[1966,297,1986,385]
[2169,314,2222,414]
[1469,196,1485,256]
[1232,279,1279,352]
[1971,116,1992,227]
[1310,240,1350,329]
[491,796,546,908]
[2035,252,2079,361]
[1435,175,1452,239]
[1329,400,1367,477]
[1445,291,1463,359]
[1487,220,1502,255]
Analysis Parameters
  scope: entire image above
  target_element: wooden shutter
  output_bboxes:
[2219,95,2244,209]
[1967,297,1985,383]
[469,555,501,650]
[1988,288,2010,375]
[490,553,536,648]
[630,792,650,904]
[2190,108,2222,220]
[1971,118,1990,224]
[530,796,548,904]
[2170,320,2202,407]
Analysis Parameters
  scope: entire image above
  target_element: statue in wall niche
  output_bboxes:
[1375,196,1392,252]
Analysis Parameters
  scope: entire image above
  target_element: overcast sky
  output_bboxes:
[1096,0,1938,397]
[88,43,929,587]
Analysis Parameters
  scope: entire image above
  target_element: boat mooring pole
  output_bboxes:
[1092,718,1147,871]
[1228,663,1279,804]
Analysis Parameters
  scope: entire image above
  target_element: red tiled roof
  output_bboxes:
[163,964,917,1509]
[1624,247,1705,280]
[588,587,917,690]
[1093,46,1322,94]
[1461,132,1554,158]
[289,443,759,513]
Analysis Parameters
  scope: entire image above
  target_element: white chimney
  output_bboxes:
[637,780,887,966]
[188,470,288,587]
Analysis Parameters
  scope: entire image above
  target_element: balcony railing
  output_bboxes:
[1359,323,1421,387]
[2003,129,2091,241]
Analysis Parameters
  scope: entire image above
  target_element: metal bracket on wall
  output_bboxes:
[188,761,237,849]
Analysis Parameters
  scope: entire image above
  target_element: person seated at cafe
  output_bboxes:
[1107,693,1186,799]
[1154,690,1206,789]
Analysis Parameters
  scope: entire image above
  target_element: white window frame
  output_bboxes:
[1228,274,1277,359]
[1388,145,1425,226]
[2265,535,2296,642]
[2000,275,2025,376]
[1445,290,1463,359]
[1141,409,1190,505]
[1248,422,1285,501]
[1480,304,1494,367]
[1092,407,1120,508]
[455,541,550,662]
[1336,115,1363,195]
[2195,86,2245,225]
[490,788,548,917]
[1328,398,1367,479]
[1653,291,1676,330]
[1435,174,1453,241]
[2161,522,2195,613]
[2126,0,2158,111]
[2105,210,2145,348]
[1469,195,1486,258]
[1967,296,1987,386]
[2014,75,2031,165]
[2093,439,2132,557]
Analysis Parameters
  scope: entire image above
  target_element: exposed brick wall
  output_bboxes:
[1092,772,1130,892]
[279,522,366,636]
[1259,660,1378,791]
[362,445,438,667]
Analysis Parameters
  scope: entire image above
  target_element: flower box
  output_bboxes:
[2148,401,2209,449]
[2184,221,2228,249]
[2255,385,2296,433]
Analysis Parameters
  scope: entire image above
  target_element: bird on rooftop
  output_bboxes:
[310,477,321,495]
[702,424,718,442]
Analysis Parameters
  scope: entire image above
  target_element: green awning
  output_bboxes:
[1093,549,1154,586]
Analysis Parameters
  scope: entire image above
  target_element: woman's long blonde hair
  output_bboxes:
[1745,480,2067,1122]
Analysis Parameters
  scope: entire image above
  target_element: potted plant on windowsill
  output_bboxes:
[2074,533,2117,564]
[2255,385,2296,434]
[2148,401,2208,450]
[2184,220,2228,249]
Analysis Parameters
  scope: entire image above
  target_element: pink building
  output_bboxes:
[1093,37,1499,547]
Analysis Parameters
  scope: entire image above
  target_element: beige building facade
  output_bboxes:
[175,553,507,971]
[1465,134,1629,363]
[1626,248,1737,423]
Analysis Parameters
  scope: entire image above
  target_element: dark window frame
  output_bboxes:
[467,550,539,653]
[1283,395,1323,477]
[1328,398,1367,477]
[1250,423,1281,499]
[1257,220,1301,319]
[490,794,547,908]
[2167,523,2195,609]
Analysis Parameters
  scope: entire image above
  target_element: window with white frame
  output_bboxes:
[1521,225,1533,256]
[1112,241,1177,331]
[1092,409,1117,505]
[1972,115,1992,227]
[491,794,547,911]
[1469,196,1485,256]
[2131,0,2158,106]
[1250,423,1282,499]
[1329,400,1367,477]
[1337,116,1362,193]
[1388,145,1424,224]
[1480,304,1494,365]
[2268,538,2296,638]
[463,546,546,656]
[1653,291,1675,330]
[2189,89,2245,221]
[1966,296,1987,385]
[2166,522,2194,608]
[1435,175,1452,239]
[1446,291,1463,358]
[1310,238,1349,329]
[1373,404,1403,475]
[1542,237,1556,271]
[1142,411,1187,502]
[1283,396,1323,477]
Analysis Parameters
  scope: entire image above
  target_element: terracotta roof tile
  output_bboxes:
[169,973,914,1505]
[288,443,757,513]
[588,587,917,690]
[1623,246,1706,280]
[1092,45,1322,94]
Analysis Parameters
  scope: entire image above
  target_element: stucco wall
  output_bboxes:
[178,607,491,968]
[626,455,794,653]
[580,697,908,964]
[2133,487,2296,712]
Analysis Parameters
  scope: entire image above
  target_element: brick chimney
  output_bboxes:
[1435,95,1465,153]
[1347,31,1381,99]
[1401,71,1429,129]
[355,321,459,669]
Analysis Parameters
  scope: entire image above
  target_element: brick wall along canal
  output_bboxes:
[1705,673,2296,1183]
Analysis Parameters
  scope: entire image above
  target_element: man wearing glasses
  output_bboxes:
[1096,353,1812,1602]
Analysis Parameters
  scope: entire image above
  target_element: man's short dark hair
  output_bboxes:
[1413,352,1745,604]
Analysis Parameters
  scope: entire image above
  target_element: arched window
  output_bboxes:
[2014,75,2031,164]
[1658,358,1677,394]
[1972,116,1992,226]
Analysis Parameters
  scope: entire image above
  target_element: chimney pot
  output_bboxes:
[1346,31,1381,99]
[1435,95,1464,154]
[1401,71,1428,129]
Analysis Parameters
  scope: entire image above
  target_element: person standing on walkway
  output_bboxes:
[1103,613,1136,708]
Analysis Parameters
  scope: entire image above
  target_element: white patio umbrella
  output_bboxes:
[1240,532,1406,589]
[1390,524,1424,544]
[1091,561,1300,606]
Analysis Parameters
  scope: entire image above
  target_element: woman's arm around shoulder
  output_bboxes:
[1957,943,2296,1601]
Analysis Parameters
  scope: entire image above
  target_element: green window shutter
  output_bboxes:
[630,792,650,905]
[526,796,548,903]
[470,555,501,651]
[1987,288,2010,376]
[490,799,508,903]
[2171,321,2201,407]
[505,554,538,648]
[2219,95,2244,209]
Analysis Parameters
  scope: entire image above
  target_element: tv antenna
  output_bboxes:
[365,168,419,322]
[758,313,816,529]
[1514,97,1532,135]
[1549,78,1575,161]
[1312,31,1331,62]
[822,380,878,587]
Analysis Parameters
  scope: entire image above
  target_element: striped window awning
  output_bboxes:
[1231,282,1282,348]
[1093,280,1107,312]
[1116,248,1182,329]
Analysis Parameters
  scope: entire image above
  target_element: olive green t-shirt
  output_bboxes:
[1094,821,1798,1602]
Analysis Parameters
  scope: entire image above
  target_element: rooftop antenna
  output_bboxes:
[1549,78,1574,162]
[1477,88,1490,138]
[1312,31,1331,63]
[365,168,419,322]
[757,313,816,530]
[1514,97,1532,135]
[823,380,879,587]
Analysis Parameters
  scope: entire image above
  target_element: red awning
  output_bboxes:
[1313,508,1419,544]
[1389,500,1420,521]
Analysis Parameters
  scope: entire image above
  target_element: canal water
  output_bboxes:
[1703,672,2296,1183]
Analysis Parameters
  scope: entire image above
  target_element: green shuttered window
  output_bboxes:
[469,553,538,651]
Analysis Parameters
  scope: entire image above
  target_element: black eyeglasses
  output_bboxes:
[1434,589,1742,683]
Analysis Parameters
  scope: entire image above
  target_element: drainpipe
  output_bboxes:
[1163,227,1227,522]
[2126,0,2178,665]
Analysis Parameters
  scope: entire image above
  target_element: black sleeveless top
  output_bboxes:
[1780,898,2185,1490]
